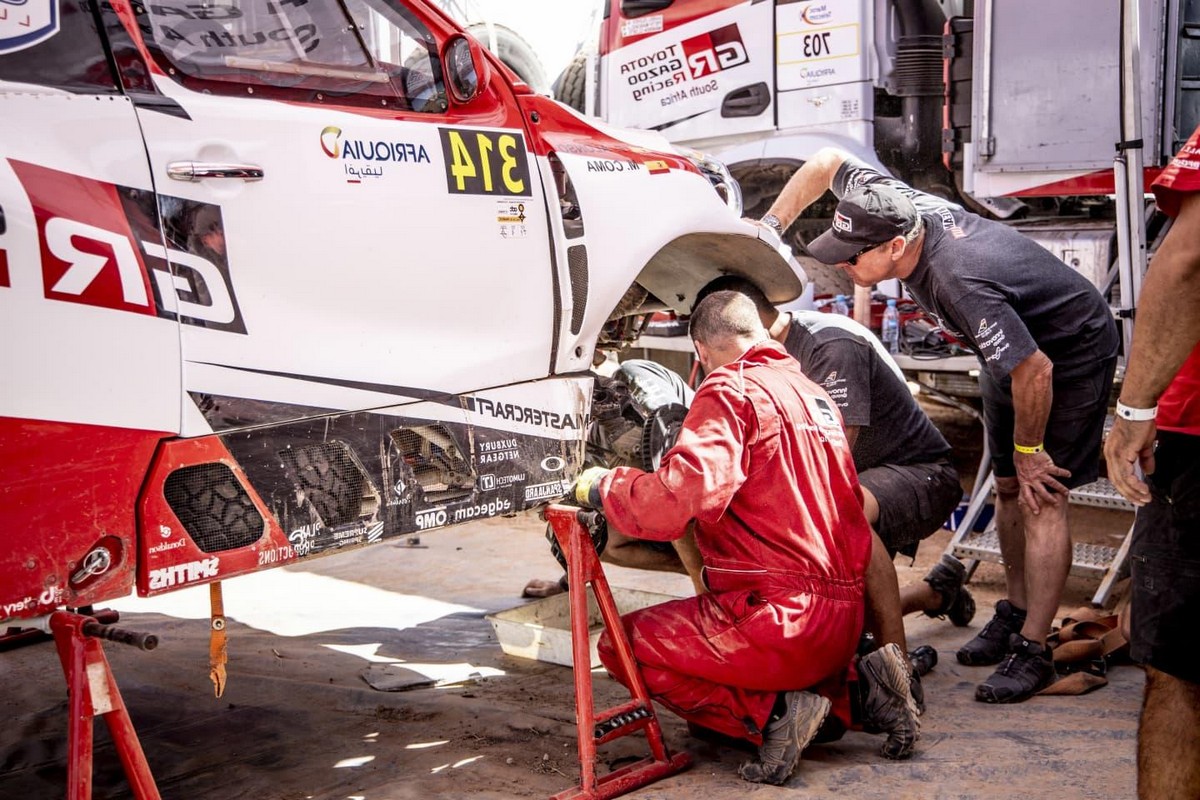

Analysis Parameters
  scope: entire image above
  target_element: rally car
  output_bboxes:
[0,0,805,624]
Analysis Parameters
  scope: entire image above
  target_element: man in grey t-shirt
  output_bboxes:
[763,148,1119,704]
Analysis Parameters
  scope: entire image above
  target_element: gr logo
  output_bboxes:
[10,161,247,333]
[681,24,749,79]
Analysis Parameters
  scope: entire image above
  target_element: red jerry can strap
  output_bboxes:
[543,504,691,800]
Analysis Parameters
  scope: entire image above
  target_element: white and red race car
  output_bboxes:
[0,0,805,625]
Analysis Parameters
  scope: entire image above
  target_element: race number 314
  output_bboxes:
[439,128,531,197]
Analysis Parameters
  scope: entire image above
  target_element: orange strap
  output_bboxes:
[209,582,228,698]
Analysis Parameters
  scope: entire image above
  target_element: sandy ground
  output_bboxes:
[1,401,1142,800]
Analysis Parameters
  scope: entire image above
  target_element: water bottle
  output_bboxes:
[881,298,901,355]
[831,294,850,316]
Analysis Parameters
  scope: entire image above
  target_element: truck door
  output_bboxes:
[600,0,776,142]
[963,0,1169,197]
[1,3,181,614]
[125,0,554,433]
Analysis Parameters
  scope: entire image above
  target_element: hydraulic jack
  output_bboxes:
[543,504,691,800]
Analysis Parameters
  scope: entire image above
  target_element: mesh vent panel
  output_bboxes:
[164,463,263,553]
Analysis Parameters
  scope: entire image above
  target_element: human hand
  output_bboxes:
[544,511,609,574]
[1013,449,1071,514]
[572,466,611,509]
[1103,418,1156,505]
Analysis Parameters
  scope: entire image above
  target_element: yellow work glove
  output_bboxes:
[572,466,611,509]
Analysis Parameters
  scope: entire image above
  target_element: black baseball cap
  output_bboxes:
[806,184,919,265]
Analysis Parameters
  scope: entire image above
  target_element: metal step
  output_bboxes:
[1068,477,1137,511]
[952,529,1123,580]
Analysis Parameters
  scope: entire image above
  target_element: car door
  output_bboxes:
[125,0,555,435]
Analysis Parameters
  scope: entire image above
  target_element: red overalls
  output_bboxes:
[596,341,872,743]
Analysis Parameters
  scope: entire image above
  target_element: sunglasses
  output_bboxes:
[846,242,883,266]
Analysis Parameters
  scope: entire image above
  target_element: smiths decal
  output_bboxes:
[622,23,748,104]
[438,128,532,197]
[0,0,58,55]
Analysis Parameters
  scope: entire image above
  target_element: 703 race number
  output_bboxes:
[438,128,531,196]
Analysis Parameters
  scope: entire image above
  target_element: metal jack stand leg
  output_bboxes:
[544,505,691,800]
[47,610,163,800]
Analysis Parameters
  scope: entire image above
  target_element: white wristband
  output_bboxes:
[1116,400,1158,421]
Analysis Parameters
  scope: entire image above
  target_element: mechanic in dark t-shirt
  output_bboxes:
[762,149,1119,704]
[711,279,972,676]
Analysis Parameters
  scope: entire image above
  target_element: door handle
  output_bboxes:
[167,161,264,182]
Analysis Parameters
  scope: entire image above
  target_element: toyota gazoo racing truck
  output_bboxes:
[0,1,805,628]
[558,0,1196,300]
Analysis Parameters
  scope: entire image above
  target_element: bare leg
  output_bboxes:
[1139,666,1200,800]
[1016,497,1071,644]
[864,532,908,652]
[600,528,689,572]
[993,477,1028,611]
[671,523,708,595]
[898,581,941,616]
[858,486,907,651]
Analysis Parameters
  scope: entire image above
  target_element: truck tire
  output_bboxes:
[553,51,588,112]
[164,464,263,553]
[466,23,548,95]
[284,443,366,527]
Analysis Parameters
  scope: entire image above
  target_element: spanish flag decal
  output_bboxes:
[645,160,670,174]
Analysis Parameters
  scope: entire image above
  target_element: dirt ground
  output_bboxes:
[0,399,1142,800]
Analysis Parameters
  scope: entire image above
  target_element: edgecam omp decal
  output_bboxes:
[438,128,531,196]
[0,0,59,55]
[9,160,247,333]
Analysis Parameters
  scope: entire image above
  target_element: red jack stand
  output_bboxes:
[544,504,691,800]
[48,610,163,800]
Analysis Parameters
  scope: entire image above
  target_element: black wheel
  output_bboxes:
[466,23,548,94]
[639,404,689,472]
[552,50,588,112]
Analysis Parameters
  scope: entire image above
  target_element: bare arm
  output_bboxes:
[1009,349,1071,512]
[1105,192,1200,503]
[764,148,849,229]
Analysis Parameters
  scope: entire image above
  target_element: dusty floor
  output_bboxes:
[1,400,1142,800]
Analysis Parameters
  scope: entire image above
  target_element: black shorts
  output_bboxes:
[980,356,1117,490]
[858,457,962,556]
[1129,430,1200,684]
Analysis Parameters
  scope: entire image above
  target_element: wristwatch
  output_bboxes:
[760,213,784,235]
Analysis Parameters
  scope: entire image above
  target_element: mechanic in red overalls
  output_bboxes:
[573,290,920,785]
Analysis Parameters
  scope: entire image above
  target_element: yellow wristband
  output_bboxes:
[1014,442,1044,455]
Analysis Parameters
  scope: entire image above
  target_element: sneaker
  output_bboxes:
[975,633,1055,703]
[909,667,926,717]
[857,643,921,760]
[908,644,938,677]
[923,554,976,627]
[956,599,1027,666]
[738,691,832,785]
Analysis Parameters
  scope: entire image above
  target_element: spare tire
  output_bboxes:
[465,23,548,95]
[552,50,588,112]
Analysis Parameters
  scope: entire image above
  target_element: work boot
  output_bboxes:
[975,633,1056,703]
[908,644,938,677]
[923,554,976,627]
[738,691,832,785]
[956,599,1027,666]
[909,666,926,717]
[857,643,921,760]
